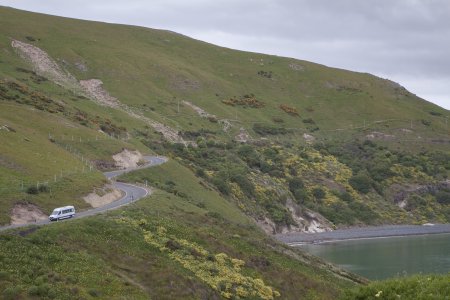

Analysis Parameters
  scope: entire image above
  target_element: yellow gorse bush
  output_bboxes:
[116,217,280,299]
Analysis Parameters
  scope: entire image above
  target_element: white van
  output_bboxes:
[49,206,75,221]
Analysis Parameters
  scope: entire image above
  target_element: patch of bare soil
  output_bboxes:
[182,101,232,132]
[12,40,189,145]
[11,40,82,93]
[113,149,144,169]
[303,133,315,143]
[182,101,214,119]
[288,63,304,71]
[366,131,396,140]
[125,109,190,145]
[284,199,332,234]
[182,101,233,133]
[79,79,121,107]
[10,203,47,225]
[83,185,123,208]
[235,127,252,143]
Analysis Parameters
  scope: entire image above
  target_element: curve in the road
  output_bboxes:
[0,155,167,232]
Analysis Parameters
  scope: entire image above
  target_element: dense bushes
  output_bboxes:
[349,174,372,194]
[342,274,450,300]
[253,123,288,135]
[26,184,49,195]
[436,190,450,205]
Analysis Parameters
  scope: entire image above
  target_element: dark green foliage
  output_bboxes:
[429,111,443,116]
[338,191,354,203]
[211,177,230,195]
[342,274,450,300]
[26,186,39,195]
[293,189,310,204]
[288,178,305,192]
[272,117,284,123]
[253,123,288,135]
[435,190,450,205]
[406,195,427,210]
[195,168,205,177]
[369,164,395,182]
[38,184,49,193]
[302,118,315,124]
[312,187,326,199]
[88,289,101,297]
[230,173,254,198]
[2,286,21,300]
[421,119,431,126]
[349,174,372,194]
[257,70,273,78]
[316,202,357,226]
[347,202,378,224]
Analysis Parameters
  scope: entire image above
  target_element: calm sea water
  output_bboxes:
[298,233,450,280]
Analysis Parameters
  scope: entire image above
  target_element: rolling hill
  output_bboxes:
[0,6,449,299]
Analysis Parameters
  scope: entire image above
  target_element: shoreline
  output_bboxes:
[275,224,450,245]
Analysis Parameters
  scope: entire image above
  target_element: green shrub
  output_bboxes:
[230,174,254,197]
[349,174,372,194]
[211,178,230,195]
[253,123,288,135]
[88,289,101,297]
[421,119,431,126]
[2,286,21,300]
[302,118,315,124]
[26,186,39,194]
[312,187,326,199]
[338,191,353,202]
[436,190,450,205]
[38,184,49,193]
[288,178,304,192]
[293,189,310,204]
[406,195,427,210]
[0,271,8,280]
[342,274,450,300]
[28,285,39,296]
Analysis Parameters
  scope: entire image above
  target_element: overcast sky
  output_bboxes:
[1,0,449,110]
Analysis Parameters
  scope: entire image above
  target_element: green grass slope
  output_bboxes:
[0,6,449,299]
[0,160,364,299]
[0,6,448,143]
[0,6,449,228]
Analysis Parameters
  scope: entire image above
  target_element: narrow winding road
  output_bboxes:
[0,155,167,232]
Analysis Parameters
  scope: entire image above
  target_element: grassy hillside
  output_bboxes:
[1,6,449,140]
[0,6,449,299]
[1,5,449,231]
[0,160,364,299]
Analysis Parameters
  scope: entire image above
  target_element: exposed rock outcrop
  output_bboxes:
[83,185,123,208]
[10,203,47,225]
[79,79,121,107]
[112,149,144,169]
[11,39,190,145]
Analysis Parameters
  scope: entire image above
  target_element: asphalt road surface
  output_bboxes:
[0,155,167,232]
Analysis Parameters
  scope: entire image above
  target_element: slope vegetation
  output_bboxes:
[0,6,449,299]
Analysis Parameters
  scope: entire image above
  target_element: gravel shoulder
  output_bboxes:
[276,224,450,245]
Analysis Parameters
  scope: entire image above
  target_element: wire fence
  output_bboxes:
[0,134,111,197]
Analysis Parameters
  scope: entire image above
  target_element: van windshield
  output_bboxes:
[52,209,60,215]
